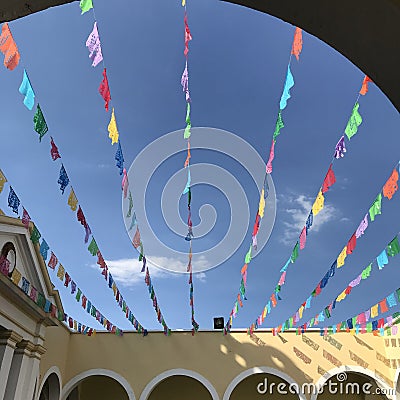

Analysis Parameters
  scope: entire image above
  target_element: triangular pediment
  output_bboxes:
[0,216,62,311]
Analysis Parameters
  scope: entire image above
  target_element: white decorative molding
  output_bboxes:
[139,368,219,400]
[223,366,305,400]
[61,369,135,400]
[37,366,62,400]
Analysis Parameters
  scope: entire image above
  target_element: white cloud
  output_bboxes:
[91,254,209,287]
[279,193,338,246]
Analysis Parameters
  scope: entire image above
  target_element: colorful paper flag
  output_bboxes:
[86,22,103,67]
[279,65,295,110]
[108,108,119,145]
[33,104,48,142]
[345,103,362,140]
[0,23,20,70]
[67,188,78,211]
[19,69,35,110]
[291,28,303,61]
[0,169,7,194]
[80,0,93,14]
[58,164,69,194]
[8,186,20,214]
[359,76,372,96]
[99,68,111,111]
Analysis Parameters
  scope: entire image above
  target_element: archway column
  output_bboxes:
[0,330,22,400]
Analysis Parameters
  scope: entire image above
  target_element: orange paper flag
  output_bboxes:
[0,23,20,70]
[291,27,303,61]
[359,76,372,95]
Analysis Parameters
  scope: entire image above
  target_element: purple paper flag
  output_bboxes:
[356,214,368,238]
[86,22,103,67]
[334,136,347,159]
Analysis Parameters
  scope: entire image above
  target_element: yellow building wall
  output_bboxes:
[39,327,400,400]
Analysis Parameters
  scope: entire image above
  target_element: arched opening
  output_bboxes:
[65,375,129,400]
[146,375,213,400]
[316,372,390,399]
[38,372,60,400]
[228,373,301,399]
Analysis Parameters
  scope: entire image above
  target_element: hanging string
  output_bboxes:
[269,162,400,334]
[1,20,149,335]
[224,26,304,334]
[181,0,198,334]
[248,74,372,334]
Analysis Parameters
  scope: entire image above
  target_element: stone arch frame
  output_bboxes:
[311,365,395,400]
[37,366,62,400]
[139,368,219,400]
[61,369,135,400]
[222,366,306,400]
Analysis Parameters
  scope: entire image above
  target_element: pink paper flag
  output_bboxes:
[122,168,129,198]
[278,272,286,286]
[266,140,275,174]
[299,226,306,250]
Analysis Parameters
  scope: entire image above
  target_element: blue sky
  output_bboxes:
[0,0,399,332]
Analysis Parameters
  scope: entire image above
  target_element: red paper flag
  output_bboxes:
[48,252,58,269]
[359,76,372,96]
[50,137,61,161]
[22,207,31,229]
[291,27,303,61]
[346,233,357,254]
[99,68,111,111]
[322,164,336,193]
[184,13,192,57]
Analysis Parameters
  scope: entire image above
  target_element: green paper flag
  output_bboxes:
[88,237,99,256]
[244,245,252,264]
[30,225,41,244]
[291,242,299,263]
[369,193,382,221]
[75,288,82,302]
[33,104,48,142]
[361,263,372,279]
[80,0,93,14]
[345,102,362,140]
[184,102,191,139]
[273,111,284,141]
[387,236,400,257]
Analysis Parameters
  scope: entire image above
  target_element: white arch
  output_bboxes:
[223,366,306,400]
[139,368,219,400]
[311,365,395,400]
[61,369,135,400]
[37,366,62,400]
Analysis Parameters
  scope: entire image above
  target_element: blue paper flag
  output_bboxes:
[8,186,20,214]
[279,65,295,110]
[115,140,124,175]
[58,164,69,194]
[19,69,35,110]
[376,249,389,270]
[182,168,191,195]
[40,239,50,261]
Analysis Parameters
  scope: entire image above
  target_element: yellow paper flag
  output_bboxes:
[312,190,324,216]
[108,108,119,145]
[337,246,347,268]
[258,189,265,217]
[68,188,78,211]
[0,169,7,194]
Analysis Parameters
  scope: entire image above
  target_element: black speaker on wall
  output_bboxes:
[213,317,224,330]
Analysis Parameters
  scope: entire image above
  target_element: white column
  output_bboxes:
[4,340,35,400]
[0,330,22,400]
[24,344,46,400]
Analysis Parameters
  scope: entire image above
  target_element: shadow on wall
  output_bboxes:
[66,376,129,400]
